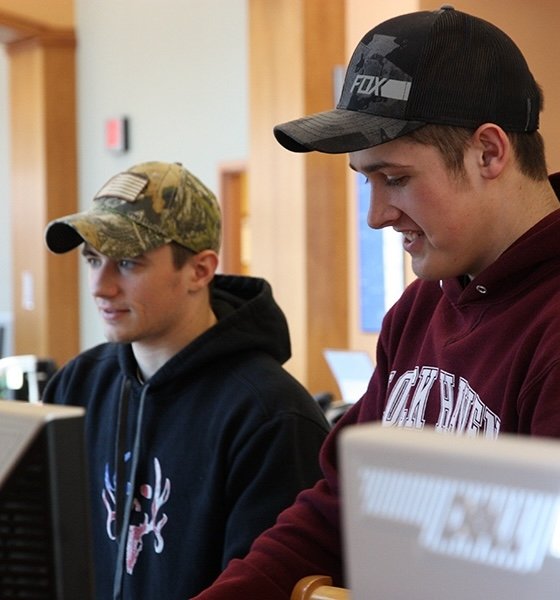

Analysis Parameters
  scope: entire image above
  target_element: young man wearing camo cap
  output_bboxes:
[43,161,329,600]
[194,6,560,599]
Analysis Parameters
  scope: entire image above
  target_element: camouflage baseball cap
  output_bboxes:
[45,161,221,258]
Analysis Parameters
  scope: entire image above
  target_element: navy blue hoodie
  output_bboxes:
[43,275,329,599]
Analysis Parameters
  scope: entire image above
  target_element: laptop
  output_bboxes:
[340,424,560,599]
[323,348,374,404]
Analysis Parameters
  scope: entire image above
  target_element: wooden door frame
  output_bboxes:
[2,9,79,367]
[219,161,248,275]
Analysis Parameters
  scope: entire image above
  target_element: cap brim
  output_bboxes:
[273,108,426,154]
[45,210,166,259]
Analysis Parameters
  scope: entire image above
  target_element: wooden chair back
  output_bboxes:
[290,575,350,600]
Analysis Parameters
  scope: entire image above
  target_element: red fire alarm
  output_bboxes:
[105,117,129,152]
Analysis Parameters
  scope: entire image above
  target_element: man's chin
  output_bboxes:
[411,256,459,282]
[103,329,134,344]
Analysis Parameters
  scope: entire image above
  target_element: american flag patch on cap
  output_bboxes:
[95,172,148,202]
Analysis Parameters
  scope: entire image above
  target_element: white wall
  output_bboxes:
[75,0,248,349]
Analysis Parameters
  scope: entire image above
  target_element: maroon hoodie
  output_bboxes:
[193,177,560,600]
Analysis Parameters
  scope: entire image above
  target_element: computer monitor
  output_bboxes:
[0,355,58,402]
[0,400,95,599]
[340,424,560,600]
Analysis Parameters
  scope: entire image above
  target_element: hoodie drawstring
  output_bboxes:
[112,377,148,600]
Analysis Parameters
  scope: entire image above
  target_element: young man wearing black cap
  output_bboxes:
[42,161,330,600]
[193,6,560,599]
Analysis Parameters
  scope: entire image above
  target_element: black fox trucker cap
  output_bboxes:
[273,5,541,154]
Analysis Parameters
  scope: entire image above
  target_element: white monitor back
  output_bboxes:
[340,424,560,600]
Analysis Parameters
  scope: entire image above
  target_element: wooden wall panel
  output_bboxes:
[249,0,347,394]
[303,1,348,394]
[6,17,78,368]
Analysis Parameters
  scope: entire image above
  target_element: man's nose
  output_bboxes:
[367,188,401,229]
[90,263,119,297]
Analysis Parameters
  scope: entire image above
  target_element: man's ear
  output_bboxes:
[472,123,511,179]
[187,250,219,291]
